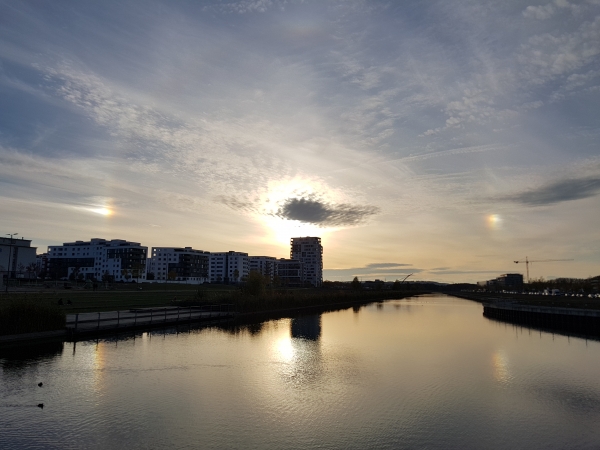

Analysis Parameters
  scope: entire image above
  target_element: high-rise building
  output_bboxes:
[47,238,147,282]
[149,247,210,283]
[290,237,323,287]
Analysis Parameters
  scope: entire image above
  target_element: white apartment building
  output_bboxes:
[249,256,278,280]
[210,251,249,283]
[47,238,147,282]
[290,237,323,287]
[149,247,210,284]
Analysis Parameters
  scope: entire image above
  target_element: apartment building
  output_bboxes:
[249,256,278,280]
[47,238,147,282]
[276,258,304,286]
[149,247,209,283]
[0,236,37,285]
[210,251,249,283]
[290,237,323,287]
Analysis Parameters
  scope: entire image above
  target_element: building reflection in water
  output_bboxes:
[291,315,321,340]
[274,315,323,387]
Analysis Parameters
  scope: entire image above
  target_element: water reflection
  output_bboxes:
[492,349,512,385]
[290,315,321,340]
[2,296,600,450]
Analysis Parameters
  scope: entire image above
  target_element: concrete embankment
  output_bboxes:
[452,292,600,337]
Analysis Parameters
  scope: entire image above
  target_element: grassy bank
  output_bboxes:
[0,299,66,336]
[175,288,427,313]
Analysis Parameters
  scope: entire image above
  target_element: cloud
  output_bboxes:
[502,176,600,206]
[365,263,412,269]
[275,197,379,227]
[215,195,257,213]
[324,264,422,281]
[523,4,556,20]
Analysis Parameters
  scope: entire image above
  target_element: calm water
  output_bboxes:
[2,295,600,449]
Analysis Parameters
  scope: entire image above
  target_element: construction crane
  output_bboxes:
[513,257,574,283]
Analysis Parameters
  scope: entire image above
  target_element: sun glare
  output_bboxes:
[89,207,113,216]
[486,214,502,230]
[257,177,336,245]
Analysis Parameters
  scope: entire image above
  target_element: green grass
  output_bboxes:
[0,297,66,335]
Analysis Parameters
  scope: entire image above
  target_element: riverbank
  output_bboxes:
[454,292,600,338]
[0,290,428,344]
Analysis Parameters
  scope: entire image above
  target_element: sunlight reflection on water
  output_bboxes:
[2,295,600,449]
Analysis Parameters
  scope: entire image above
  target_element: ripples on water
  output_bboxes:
[2,295,600,449]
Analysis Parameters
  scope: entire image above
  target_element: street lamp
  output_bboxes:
[5,233,18,293]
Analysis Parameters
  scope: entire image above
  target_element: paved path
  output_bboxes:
[66,306,234,335]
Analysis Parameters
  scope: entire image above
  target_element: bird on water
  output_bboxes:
[38,382,43,387]
[37,403,44,409]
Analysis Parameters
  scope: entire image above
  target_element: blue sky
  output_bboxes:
[1,0,599,282]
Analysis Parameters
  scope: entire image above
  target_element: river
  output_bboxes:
[2,294,600,449]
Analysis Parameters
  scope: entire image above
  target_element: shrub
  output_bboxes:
[0,299,66,335]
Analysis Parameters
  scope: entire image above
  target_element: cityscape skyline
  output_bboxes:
[1,1,599,283]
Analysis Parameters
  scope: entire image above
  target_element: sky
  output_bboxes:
[1,0,599,283]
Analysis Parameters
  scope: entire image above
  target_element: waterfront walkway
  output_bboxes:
[66,305,234,336]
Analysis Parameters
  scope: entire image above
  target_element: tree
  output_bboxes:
[146,272,155,281]
[131,262,145,283]
[351,276,362,290]
[392,279,402,290]
[233,269,240,283]
[168,270,177,283]
[243,271,269,296]
[26,263,38,281]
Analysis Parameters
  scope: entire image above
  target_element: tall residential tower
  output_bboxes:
[290,237,323,287]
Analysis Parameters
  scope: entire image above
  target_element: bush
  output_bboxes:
[0,299,66,335]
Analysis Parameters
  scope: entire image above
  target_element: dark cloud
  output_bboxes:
[276,197,379,226]
[504,176,600,206]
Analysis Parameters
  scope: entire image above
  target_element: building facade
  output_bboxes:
[249,256,278,280]
[290,237,323,287]
[209,251,249,283]
[0,236,37,285]
[277,258,304,286]
[149,247,210,283]
[47,238,147,282]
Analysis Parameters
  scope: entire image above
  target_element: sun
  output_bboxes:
[256,177,336,245]
[89,207,113,216]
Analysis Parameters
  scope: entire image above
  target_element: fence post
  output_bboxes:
[134,310,137,327]
[97,312,101,331]
[151,309,153,324]
[164,308,167,323]
[117,310,120,329]
[75,313,79,332]
[177,307,180,323]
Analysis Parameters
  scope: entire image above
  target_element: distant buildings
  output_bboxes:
[276,258,304,286]
[47,238,148,282]
[0,236,37,285]
[290,237,323,287]
[209,251,249,284]
[149,247,210,284]
[249,256,278,280]
[32,235,326,286]
[478,273,524,290]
